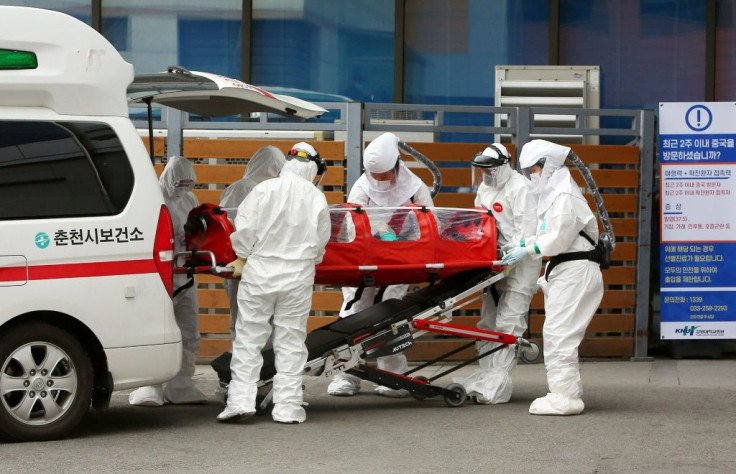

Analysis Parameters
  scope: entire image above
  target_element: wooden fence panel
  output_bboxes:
[146,137,640,361]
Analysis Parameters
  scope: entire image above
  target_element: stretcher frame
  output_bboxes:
[212,268,540,409]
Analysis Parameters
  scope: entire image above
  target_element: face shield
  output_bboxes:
[521,157,546,181]
[470,144,510,189]
[367,158,400,190]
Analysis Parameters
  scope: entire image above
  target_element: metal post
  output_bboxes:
[516,107,532,153]
[345,101,363,195]
[166,107,183,158]
[632,109,656,361]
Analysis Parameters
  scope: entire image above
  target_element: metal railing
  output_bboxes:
[132,102,655,360]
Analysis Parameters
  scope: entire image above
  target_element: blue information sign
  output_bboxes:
[659,102,736,339]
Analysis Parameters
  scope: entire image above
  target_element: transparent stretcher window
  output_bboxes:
[365,208,421,242]
[432,209,485,242]
[329,208,356,243]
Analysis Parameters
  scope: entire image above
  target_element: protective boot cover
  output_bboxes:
[272,403,306,424]
[328,372,362,396]
[129,385,165,407]
[217,380,257,421]
[529,392,584,415]
[164,374,207,404]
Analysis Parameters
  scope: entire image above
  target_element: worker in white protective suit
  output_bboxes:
[327,132,434,398]
[217,145,330,424]
[454,144,541,404]
[130,156,208,406]
[502,139,604,416]
[220,145,286,337]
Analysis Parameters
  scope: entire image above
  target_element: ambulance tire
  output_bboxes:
[0,322,93,442]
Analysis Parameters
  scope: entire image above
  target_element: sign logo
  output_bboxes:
[34,232,50,249]
[685,105,712,132]
[492,202,503,213]
[675,325,699,336]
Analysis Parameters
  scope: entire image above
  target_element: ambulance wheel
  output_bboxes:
[410,376,429,400]
[443,383,467,408]
[0,322,93,442]
[520,341,542,364]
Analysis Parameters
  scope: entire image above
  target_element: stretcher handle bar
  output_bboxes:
[412,319,518,345]
[327,206,490,214]
[332,262,496,272]
[173,250,216,268]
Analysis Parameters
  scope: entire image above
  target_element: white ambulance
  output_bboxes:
[0,7,182,441]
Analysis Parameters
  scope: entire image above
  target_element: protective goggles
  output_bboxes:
[174,179,195,191]
[287,148,327,186]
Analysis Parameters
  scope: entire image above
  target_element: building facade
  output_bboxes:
[7,0,736,111]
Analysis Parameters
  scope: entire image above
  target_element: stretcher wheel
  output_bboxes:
[520,341,542,364]
[410,376,429,400]
[443,383,467,408]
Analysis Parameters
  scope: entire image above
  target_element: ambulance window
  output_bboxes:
[0,120,134,220]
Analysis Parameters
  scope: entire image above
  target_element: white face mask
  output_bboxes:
[529,172,541,184]
[374,180,393,190]
[173,187,189,198]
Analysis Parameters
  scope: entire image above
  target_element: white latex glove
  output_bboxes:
[501,247,530,266]
[500,241,517,254]
[227,257,246,278]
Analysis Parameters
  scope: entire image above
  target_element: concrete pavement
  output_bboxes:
[1,357,735,473]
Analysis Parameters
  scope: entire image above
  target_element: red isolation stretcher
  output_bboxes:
[175,203,540,409]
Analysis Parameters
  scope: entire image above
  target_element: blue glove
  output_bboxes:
[379,231,399,241]
[501,247,529,266]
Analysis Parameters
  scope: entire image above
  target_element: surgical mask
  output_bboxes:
[173,187,189,198]
[529,172,541,184]
[374,180,393,190]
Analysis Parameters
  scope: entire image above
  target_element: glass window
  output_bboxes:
[252,0,394,103]
[404,0,549,106]
[716,0,736,100]
[101,1,242,77]
[560,0,706,110]
[0,121,134,220]
[1,0,91,24]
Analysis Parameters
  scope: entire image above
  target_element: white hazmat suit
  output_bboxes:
[327,132,434,398]
[129,156,207,406]
[218,158,330,424]
[454,144,541,404]
[220,146,286,336]
[507,139,604,415]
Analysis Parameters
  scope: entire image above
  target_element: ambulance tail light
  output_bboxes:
[0,49,38,69]
[154,204,175,298]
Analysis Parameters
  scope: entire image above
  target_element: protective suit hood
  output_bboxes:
[282,157,318,183]
[355,132,424,206]
[220,146,285,208]
[364,132,400,173]
[242,145,285,186]
[159,155,196,198]
[519,140,583,217]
